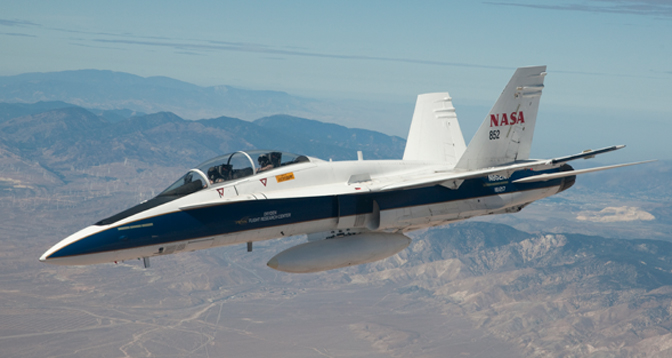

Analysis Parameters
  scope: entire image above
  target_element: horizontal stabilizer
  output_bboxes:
[549,145,625,164]
[512,160,656,184]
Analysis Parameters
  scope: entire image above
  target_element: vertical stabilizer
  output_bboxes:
[403,93,467,164]
[456,66,546,170]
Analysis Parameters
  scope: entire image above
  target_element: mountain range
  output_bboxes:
[0,102,404,193]
[0,70,309,119]
[0,70,416,136]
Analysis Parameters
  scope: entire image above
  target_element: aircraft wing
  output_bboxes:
[374,145,652,191]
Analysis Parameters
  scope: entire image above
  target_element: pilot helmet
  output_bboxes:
[258,153,270,166]
[207,167,217,180]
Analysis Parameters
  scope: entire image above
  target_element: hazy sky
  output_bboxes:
[2,0,671,160]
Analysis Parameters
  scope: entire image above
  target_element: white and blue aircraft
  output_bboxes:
[40,66,651,273]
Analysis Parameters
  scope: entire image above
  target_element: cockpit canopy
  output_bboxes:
[157,150,312,198]
[95,150,313,226]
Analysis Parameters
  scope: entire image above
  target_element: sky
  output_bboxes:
[1,0,671,160]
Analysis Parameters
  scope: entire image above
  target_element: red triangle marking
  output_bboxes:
[260,178,267,186]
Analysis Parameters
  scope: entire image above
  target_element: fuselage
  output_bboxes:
[40,155,573,266]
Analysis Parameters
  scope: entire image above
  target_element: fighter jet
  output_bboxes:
[40,66,652,273]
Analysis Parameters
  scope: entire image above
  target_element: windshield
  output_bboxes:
[157,170,207,197]
[96,170,207,225]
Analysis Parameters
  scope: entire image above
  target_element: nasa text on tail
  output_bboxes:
[40,66,653,273]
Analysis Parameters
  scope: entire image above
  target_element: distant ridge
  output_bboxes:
[0,101,74,122]
[0,70,318,122]
[0,70,418,137]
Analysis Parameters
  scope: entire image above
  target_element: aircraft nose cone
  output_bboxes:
[267,257,279,269]
[39,225,106,265]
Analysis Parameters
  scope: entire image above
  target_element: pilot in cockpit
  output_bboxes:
[257,153,274,172]
[208,164,232,184]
